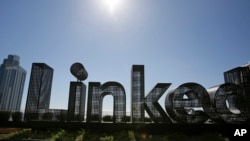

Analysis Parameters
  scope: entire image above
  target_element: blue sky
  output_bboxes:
[0,0,250,112]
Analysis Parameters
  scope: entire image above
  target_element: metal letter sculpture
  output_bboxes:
[65,64,250,124]
[165,83,213,123]
[70,62,88,81]
[207,83,249,123]
[144,83,172,123]
[87,82,126,123]
[67,63,88,121]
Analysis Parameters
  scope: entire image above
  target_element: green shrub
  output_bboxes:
[12,111,23,122]
[50,129,65,141]
[90,114,100,121]
[122,116,131,122]
[25,112,39,121]
[0,111,11,121]
[128,131,136,141]
[75,129,85,141]
[99,135,114,141]
[8,129,52,140]
[102,115,113,122]
[43,112,53,120]
[59,112,67,122]
[145,117,152,122]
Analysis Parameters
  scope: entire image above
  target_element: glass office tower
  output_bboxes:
[0,55,26,111]
[24,63,53,120]
[224,63,250,114]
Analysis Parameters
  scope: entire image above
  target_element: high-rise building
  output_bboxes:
[224,62,250,113]
[24,63,53,120]
[0,55,26,111]
[224,63,250,86]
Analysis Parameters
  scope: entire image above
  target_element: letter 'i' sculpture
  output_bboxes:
[67,63,88,121]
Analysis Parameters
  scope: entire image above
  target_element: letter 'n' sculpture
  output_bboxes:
[67,63,88,121]
[86,82,126,123]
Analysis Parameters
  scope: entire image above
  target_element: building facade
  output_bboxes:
[24,63,53,120]
[0,55,26,111]
[224,62,250,115]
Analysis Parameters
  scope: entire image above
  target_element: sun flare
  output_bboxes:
[104,0,122,14]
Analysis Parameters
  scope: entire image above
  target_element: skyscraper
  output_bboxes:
[0,55,26,111]
[24,63,53,120]
[224,62,250,113]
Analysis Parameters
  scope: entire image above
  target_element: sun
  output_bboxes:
[104,0,122,14]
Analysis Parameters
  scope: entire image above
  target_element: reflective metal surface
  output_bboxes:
[70,63,88,81]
